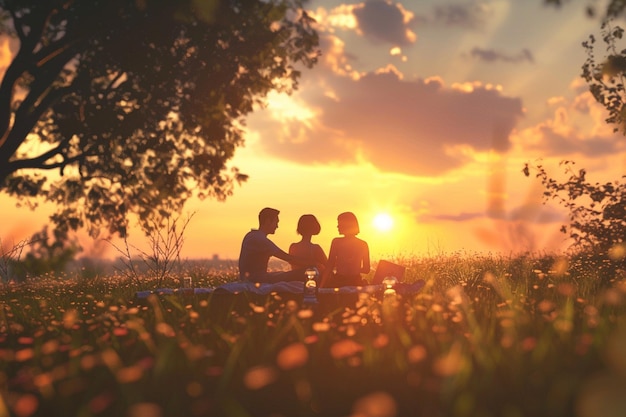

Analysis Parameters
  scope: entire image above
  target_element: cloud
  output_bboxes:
[469,47,534,64]
[352,0,417,45]
[317,35,361,78]
[319,1,497,47]
[412,2,493,30]
[530,126,621,156]
[417,203,564,224]
[309,4,358,32]
[514,89,626,157]
[252,55,524,176]
[413,194,567,252]
[418,211,483,222]
[310,1,416,45]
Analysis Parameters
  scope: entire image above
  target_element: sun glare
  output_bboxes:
[373,213,394,232]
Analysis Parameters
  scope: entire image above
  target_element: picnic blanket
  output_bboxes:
[135,280,425,299]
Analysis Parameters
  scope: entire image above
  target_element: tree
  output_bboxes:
[524,161,626,256]
[9,225,81,280]
[581,17,626,135]
[0,0,319,241]
[527,1,626,275]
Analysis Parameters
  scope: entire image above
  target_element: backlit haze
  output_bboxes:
[2,0,626,262]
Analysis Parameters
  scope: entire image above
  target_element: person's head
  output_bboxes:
[258,207,280,234]
[297,214,321,236]
[337,211,359,235]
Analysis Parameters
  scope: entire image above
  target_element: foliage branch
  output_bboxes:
[581,18,626,134]
[524,160,626,256]
[0,0,319,241]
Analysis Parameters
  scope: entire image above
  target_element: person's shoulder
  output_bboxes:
[245,229,270,243]
[328,237,340,250]
[313,243,325,251]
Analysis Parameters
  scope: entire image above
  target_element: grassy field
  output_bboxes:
[1,253,625,417]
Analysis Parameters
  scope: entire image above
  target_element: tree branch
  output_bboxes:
[0,49,73,164]
[0,5,64,148]
[7,150,86,173]
[0,84,71,172]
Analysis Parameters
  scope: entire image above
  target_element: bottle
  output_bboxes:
[303,267,319,305]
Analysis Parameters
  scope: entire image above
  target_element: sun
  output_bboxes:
[373,212,394,232]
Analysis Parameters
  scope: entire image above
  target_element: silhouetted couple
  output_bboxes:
[238,207,370,287]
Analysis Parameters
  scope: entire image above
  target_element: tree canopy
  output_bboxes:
[525,161,625,256]
[0,0,319,239]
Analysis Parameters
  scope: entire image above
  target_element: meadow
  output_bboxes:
[1,253,625,417]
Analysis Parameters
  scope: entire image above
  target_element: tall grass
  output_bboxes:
[0,253,624,417]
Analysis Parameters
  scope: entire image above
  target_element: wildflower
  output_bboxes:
[351,391,397,417]
[243,365,278,390]
[330,339,364,359]
[276,342,309,370]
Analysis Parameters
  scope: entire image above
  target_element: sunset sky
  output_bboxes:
[2,0,626,263]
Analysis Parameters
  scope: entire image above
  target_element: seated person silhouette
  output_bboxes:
[321,211,370,288]
[289,214,328,277]
[238,207,309,283]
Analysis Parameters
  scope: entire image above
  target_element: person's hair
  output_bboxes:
[338,211,359,235]
[259,207,280,225]
[297,214,321,236]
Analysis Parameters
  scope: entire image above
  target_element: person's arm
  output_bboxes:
[264,237,302,266]
[313,244,328,274]
[288,243,299,270]
[314,244,328,263]
[274,247,301,265]
[361,241,371,274]
[273,241,313,268]
[320,240,337,287]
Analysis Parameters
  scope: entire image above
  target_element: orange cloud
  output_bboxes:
[352,1,417,45]
[251,68,523,176]
[311,2,416,45]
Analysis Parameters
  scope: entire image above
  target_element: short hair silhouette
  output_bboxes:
[259,207,279,225]
[297,214,321,235]
[338,212,359,235]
